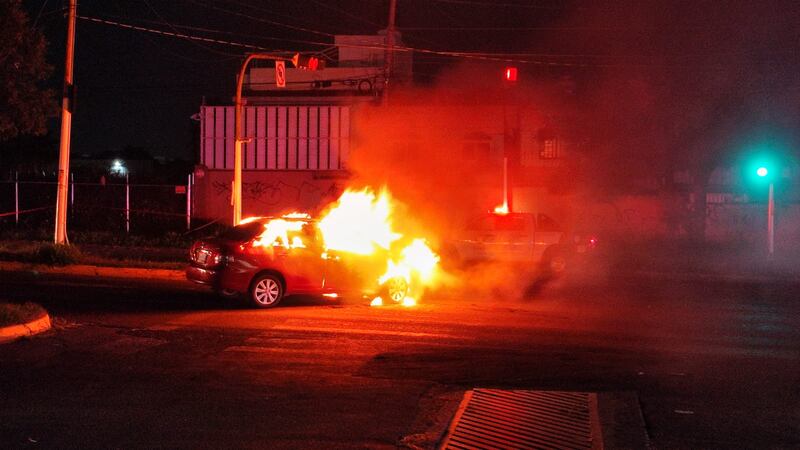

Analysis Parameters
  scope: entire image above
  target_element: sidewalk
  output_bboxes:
[603,241,800,283]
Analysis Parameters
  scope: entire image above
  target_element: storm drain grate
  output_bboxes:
[440,389,602,450]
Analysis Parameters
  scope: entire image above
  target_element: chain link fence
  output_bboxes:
[0,177,193,236]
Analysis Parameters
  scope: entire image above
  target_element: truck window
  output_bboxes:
[493,215,526,231]
[536,214,561,232]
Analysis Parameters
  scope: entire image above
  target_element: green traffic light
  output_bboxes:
[757,167,768,177]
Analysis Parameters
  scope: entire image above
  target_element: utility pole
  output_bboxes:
[54,0,77,244]
[383,0,397,105]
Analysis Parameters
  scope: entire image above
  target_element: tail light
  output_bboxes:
[191,243,223,268]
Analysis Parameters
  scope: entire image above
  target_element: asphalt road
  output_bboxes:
[1,268,798,449]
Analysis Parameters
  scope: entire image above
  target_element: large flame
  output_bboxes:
[245,187,440,305]
[248,213,309,249]
[317,188,400,254]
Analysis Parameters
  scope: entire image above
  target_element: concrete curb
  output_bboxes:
[0,313,52,344]
[0,261,185,282]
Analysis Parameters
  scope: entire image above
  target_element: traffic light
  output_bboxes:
[504,67,518,82]
[292,53,325,70]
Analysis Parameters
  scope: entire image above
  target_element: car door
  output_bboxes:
[264,222,327,293]
[500,214,535,262]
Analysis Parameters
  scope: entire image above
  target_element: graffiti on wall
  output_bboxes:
[573,198,667,236]
[211,179,342,214]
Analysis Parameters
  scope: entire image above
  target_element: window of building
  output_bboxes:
[540,138,560,159]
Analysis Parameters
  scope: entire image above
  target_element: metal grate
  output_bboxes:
[440,389,602,450]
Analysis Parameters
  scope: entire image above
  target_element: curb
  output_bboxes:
[0,261,185,282]
[0,313,52,344]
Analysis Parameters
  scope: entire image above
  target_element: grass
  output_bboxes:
[0,225,212,269]
[0,239,186,269]
[0,302,47,327]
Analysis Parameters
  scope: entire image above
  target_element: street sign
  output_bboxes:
[275,61,286,88]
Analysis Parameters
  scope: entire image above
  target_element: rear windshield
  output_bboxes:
[218,221,264,242]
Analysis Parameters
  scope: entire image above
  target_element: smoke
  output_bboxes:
[341,63,580,300]
[340,1,800,300]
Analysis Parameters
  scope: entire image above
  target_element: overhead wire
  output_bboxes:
[75,13,600,67]
[76,12,757,68]
[140,0,241,57]
[422,0,564,10]
[183,0,335,38]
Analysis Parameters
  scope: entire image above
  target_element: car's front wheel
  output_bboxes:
[249,273,284,308]
[385,276,409,303]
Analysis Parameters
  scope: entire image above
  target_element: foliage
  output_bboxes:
[0,0,57,141]
[34,243,82,265]
[0,302,46,327]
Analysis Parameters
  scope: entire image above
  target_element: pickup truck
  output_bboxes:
[444,212,594,275]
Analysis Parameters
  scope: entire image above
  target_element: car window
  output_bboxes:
[218,221,264,242]
[536,214,561,232]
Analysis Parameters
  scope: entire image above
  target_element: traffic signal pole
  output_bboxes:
[54,0,77,244]
[232,53,293,226]
[383,0,397,105]
[767,182,774,257]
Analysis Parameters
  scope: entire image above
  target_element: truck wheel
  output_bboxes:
[249,273,284,308]
[542,248,568,277]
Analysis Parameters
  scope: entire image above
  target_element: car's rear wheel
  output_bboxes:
[385,276,409,303]
[249,273,284,308]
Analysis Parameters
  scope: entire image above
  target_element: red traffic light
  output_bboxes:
[292,53,325,70]
[504,67,518,82]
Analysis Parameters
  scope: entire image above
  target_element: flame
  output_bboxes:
[317,188,400,254]
[245,188,440,305]
[249,213,311,249]
[493,200,509,215]
[379,239,439,285]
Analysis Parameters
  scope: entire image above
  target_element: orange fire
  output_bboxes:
[244,187,440,305]
[319,188,439,302]
[251,215,307,249]
[493,200,509,215]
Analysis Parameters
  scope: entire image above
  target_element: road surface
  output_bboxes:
[1,268,798,448]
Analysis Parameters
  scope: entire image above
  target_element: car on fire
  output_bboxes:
[443,211,596,276]
[186,216,411,308]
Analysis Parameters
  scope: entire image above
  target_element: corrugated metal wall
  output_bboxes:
[200,105,350,170]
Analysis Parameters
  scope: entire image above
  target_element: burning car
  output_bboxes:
[187,188,440,308]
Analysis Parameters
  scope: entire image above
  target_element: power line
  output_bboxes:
[75,13,671,67]
[183,0,335,38]
[77,15,277,51]
[423,0,563,10]
[308,0,383,29]
[140,0,240,57]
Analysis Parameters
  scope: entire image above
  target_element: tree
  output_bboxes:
[0,0,56,141]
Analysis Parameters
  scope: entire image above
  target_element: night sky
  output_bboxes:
[25,0,800,162]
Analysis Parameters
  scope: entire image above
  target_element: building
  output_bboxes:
[191,34,579,224]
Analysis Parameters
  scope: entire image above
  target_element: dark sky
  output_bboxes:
[25,0,800,162]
